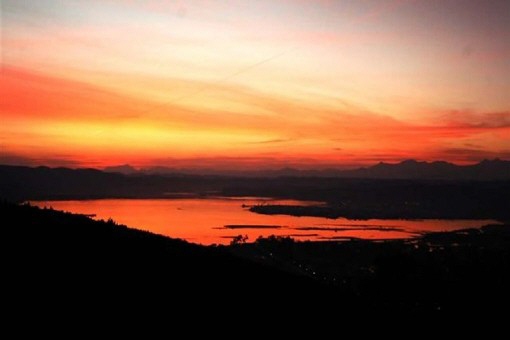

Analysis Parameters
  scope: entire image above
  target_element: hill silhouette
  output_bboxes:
[4,200,321,313]
[4,201,510,313]
[0,164,205,201]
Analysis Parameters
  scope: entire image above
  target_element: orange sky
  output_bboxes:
[1,0,509,169]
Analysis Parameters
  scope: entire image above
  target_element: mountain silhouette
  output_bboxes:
[102,159,510,180]
[344,159,510,180]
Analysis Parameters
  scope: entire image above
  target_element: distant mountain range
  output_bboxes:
[104,159,510,180]
[342,159,510,180]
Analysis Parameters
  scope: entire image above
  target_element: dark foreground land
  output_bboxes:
[4,201,509,313]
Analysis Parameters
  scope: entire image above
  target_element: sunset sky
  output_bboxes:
[1,0,509,169]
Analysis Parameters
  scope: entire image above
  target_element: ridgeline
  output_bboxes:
[4,201,510,312]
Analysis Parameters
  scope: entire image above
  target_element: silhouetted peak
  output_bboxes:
[479,158,503,164]
[475,158,510,171]
[372,161,388,168]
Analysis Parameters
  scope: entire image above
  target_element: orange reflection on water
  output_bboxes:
[31,198,500,245]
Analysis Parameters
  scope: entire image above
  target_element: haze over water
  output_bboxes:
[31,198,499,245]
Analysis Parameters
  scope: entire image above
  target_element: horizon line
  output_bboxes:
[0,157,508,173]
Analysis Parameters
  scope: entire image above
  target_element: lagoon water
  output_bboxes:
[31,198,499,245]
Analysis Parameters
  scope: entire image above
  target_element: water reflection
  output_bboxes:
[31,198,500,245]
